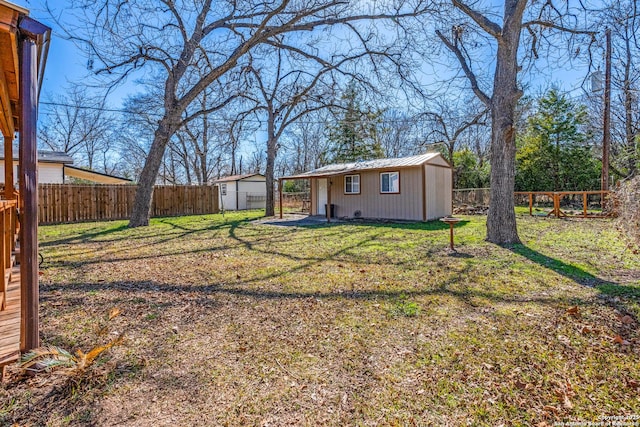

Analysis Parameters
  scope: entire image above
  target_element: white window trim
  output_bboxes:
[380,171,400,194]
[344,174,360,194]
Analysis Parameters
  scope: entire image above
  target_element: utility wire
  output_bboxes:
[38,101,489,125]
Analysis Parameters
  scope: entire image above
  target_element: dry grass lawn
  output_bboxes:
[1,211,639,426]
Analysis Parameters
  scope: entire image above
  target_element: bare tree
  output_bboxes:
[599,1,640,179]
[421,98,488,182]
[39,87,114,171]
[435,0,594,244]
[61,0,431,226]
[280,109,333,173]
[375,110,424,158]
[242,46,344,216]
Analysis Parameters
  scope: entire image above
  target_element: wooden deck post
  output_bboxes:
[19,29,40,352]
[4,136,13,199]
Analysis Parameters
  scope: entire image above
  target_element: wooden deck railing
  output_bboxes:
[0,199,17,310]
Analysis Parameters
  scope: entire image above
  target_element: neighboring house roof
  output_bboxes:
[64,165,132,184]
[214,173,265,183]
[0,147,74,164]
[282,153,450,180]
[38,151,74,164]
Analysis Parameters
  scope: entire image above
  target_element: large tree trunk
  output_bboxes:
[486,0,525,245]
[129,117,176,227]
[265,113,277,217]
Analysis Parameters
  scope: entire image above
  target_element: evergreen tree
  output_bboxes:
[327,82,384,163]
[453,149,490,189]
[516,90,600,191]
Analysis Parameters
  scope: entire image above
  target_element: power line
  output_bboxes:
[40,101,158,116]
[38,101,489,126]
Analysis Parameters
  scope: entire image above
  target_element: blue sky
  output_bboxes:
[14,1,83,98]
[14,0,140,105]
[13,0,596,111]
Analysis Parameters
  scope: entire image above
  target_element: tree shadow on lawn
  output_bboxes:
[509,244,640,307]
[40,274,591,313]
[228,218,469,267]
[39,216,262,267]
[260,216,469,231]
[40,220,373,269]
[39,223,130,247]
[39,215,256,248]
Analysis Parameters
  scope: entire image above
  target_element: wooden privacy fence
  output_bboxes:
[38,184,219,224]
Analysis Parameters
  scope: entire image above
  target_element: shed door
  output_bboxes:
[317,179,328,215]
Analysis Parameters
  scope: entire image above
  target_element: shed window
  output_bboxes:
[344,174,360,194]
[220,183,227,196]
[380,172,399,193]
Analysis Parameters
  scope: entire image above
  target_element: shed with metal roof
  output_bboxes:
[279,153,452,222]
[213,173,266,211]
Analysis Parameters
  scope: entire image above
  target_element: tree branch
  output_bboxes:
[436,29,491,107]
[452,0,501,38]
[522,20,596,37]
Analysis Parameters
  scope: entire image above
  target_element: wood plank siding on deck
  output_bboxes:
[0,266,21,365]
[0,0,51,366]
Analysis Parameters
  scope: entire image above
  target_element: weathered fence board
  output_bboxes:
[453,188,613,218]
[38,184,219,224]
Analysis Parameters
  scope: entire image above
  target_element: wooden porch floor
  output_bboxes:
[0,266,21,365]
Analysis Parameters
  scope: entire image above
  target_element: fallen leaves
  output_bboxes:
[619,314,635,325]
[15,212,640,426]
[566,306,580,317]
[553,380,576,410]
[514,380,534,391]
[613,335,631,346]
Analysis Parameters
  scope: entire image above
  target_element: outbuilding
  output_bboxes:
[279,153,452,221]
[0,149,132,184]
[214,173,267,211]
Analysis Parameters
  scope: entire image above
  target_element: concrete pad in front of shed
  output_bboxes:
[255,214,339,227]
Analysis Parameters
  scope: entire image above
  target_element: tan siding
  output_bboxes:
[329,168,423,220]
[425,164,452,219]
[310,178,317,215]
[427,156,451,168]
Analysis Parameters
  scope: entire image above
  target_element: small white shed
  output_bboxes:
[214,173,267,211]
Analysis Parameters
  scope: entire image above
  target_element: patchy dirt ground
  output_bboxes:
[1,212,639,426]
